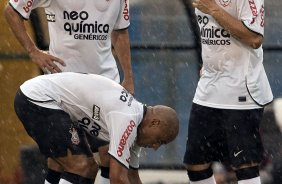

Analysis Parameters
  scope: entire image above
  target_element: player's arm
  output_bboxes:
[128,169,142,184]
[111,29,134,95]
[4,4,65,73]
[109,157,131,184]
[4,4,38,57]
[193,0,263,49]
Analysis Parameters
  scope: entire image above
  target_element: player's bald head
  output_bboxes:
[152,105,179,143]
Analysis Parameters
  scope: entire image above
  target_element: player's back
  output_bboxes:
[21,72,121,105]
[20,72,138,123]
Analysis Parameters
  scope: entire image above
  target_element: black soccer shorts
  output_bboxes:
[85,133,109,153]
[14,90,92,158]
[183,103,264,168]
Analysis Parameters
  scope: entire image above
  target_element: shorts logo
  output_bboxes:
[92,105,100,121]
[219,0,231,7]
[69,127,80,145]
[234,150,243,157]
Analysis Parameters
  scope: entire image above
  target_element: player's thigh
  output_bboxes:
[15,91,92,158]
[184,103,224,165]
[41,112,93,158]
[86,134,109,166]
[223,108,264,168]
[98,144,110,166]
[47,122,98,177]
[53,150,98,178]
[14,90,44,138]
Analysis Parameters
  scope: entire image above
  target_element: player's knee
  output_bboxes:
[235,166,260,181]
[83,158,99,178]
[187,166,213,182]
[98,145,110,166]
[64,157,98,179]
[47,158,63,172]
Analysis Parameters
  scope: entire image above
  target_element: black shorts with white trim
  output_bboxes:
[183,103,264,168]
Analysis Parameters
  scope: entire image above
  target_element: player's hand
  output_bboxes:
[121,78,135,96]
[192,0,219,15]
[28,48,66,73]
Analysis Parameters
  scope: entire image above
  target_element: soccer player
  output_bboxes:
[14,72,179,184]
[4,0,134,183]
[183,0,273,184]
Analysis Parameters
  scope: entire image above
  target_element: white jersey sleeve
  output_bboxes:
[113,0,130,30]
[106,111,140,169]
[238,0,264,35]
[9,0,51,19]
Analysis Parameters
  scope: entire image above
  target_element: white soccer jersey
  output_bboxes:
[9,0,130,82]
[20,72,142,169]
[194,0,273,109]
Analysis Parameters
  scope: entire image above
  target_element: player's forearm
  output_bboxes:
[128,169,142,184]
[109,158,132,184]
[210,6,263,49]
[4,5,38,55]
[110,171,131,184]
[112,29,133,79]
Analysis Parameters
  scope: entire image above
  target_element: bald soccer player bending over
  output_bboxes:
[14,72,179,184]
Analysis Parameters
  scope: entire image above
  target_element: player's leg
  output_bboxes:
[235,166,261,184]
[98,145,110,184]
[86,134,110,184]
[92,152,110,184]
[186,164,216,184]
[223,108,264,184]
[50,117,98,184]
[14,90,98,184]
[14,90,62,184]
[53,150,98,184]
[45,158,63,184]
[183,103,223,184]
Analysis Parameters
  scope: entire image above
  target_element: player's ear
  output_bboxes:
[150,119,160,127]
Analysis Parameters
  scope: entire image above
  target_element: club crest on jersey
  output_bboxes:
[69,127,80,145]
[219,0,231,7]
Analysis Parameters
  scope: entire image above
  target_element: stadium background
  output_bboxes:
[0,0,281,183]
